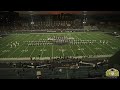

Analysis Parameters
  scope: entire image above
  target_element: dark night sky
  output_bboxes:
[15,11,120,15]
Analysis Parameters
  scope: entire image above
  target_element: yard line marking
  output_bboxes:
[52,45,54,58]
[97,35,116,51]
[67,34,75,56]
[0,35,29,58]
[77,45,86,56]
[74,35,86,56]
[61,46,64,57]
[69,44,75,56]
[97,42,114,54]
[0,35,22,56]
[94,46,105,55]
[72,34,86,56]
[18,34,35,57]
[76,34,95,55]
[0,36,13,46]
[41,45,46,58]
[106,44,118,50]
[7,35,30,57]
[101,33,120,51]
[87,34,105,55]
[0,35,21,50]
[84,43,95,55]
[46,34,53,58]
[81,47,86,56]
[38,34,46,59]
[49,33,54,58]
[85,33,106,55]
[0,35,19,46]
[29,34,44,57]
[91,33,111,55]
[92,34,114,54]
[97,33,120,48]
[0,35,27,57]
[7,35,30,58]
[30,47,36,57]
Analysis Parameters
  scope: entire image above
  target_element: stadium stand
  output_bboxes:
[0,57,109,79]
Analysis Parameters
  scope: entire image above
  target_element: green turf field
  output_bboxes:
[0,32,120,60]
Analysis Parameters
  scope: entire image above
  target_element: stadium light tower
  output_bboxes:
[30,12,34,30]
[30,14,34,25]
[83,11,87,32]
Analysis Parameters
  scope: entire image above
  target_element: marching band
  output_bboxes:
[7,41,20,48]
[23,37,110,46]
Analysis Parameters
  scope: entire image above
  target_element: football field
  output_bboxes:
[0,32,120,60]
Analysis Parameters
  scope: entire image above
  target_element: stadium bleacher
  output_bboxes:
[0,57,109,79]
